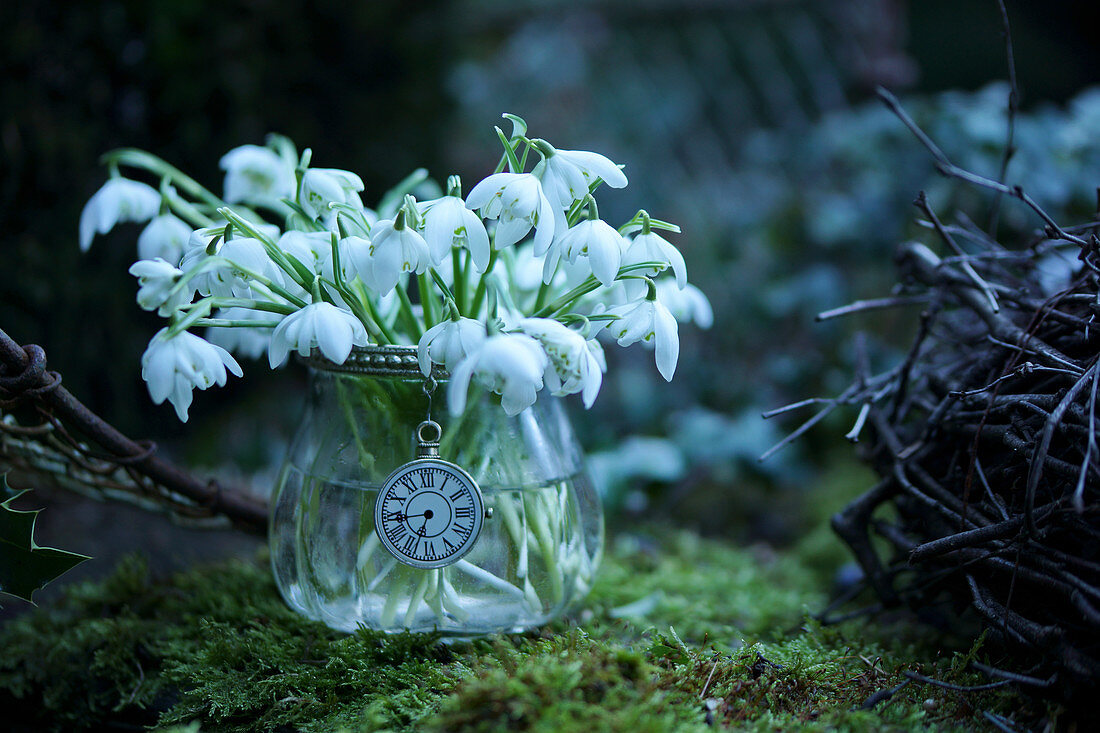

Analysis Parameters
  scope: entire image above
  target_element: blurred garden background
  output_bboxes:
[1,0,1098,608]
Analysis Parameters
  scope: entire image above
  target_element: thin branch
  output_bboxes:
[815,295,931,322]
[987,0,1020,234]
[876,87,1088,247]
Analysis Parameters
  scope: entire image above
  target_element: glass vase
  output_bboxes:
[269,345,604,635]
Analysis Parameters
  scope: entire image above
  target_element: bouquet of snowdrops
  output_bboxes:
[80,114,711,421]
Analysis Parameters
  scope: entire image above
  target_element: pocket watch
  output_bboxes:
[374,420,489,569]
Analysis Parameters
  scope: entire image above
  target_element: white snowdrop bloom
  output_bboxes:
[79,178,160,251]
[268,301,369,368]
[605,297,680,381]
[182,236,272,298]
[128,258,189,316]
[656,280,713,329]
[137,213,192,264]
[517,318,604,408]
[542,218,623,287]
[417,317,487,377]
[348,219,430,295]
[219,144,296,209]
[532,142,628,209]
[141,328,243,422]
[206,307,274,361]
[465,172,561,254]
[623,230,687,289]
[299,168,364,221]
[447,333,548,416]
[419,195,491,270]
[278,230,340,281]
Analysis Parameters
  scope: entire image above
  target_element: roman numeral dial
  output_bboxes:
[374,457,486,569]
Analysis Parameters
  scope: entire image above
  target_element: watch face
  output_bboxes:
[374,458,485,569]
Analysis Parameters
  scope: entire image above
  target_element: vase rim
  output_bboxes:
[305,344,449,380]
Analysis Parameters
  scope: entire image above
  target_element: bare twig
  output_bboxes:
[987,0,1020,234]
[876,87,1088,247]
[815,295,931,322]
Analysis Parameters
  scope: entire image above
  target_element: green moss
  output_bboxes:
[426,632,706,733]
[0,529,1053,732]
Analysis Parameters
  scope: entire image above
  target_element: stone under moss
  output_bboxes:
[0,527,1052,731]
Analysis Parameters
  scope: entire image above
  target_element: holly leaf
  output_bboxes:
[0,475,89,606]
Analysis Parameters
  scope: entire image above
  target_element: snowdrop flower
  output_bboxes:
[207,307,274,360]
[128,258,189,315]
[420,195,491,270]
[417,316,487,377]
[517,318,604,408]
[448,333,548,416]
[219,145,296,209]
[277,230,341,282]
[299,168,364,221]
[543,218,623,287]
[348,218,430,295]
[604,296,679,381]
[623,230,687,289]
[532,140,628,209]
[268,301,369,368]
[466,173,561,254]
[137,213,192,264]
[141,328,243,422]
[182,237,271,298]
[656,280,713,329]
[79,178,160,251]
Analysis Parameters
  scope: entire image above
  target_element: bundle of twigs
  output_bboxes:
[765,85,1100,702]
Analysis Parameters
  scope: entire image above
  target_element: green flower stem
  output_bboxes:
[355,532,380,572]
[530,261,667,318]
[380,569,404,627]
[526,492,563,604]
[429,268,457,309]
[417,273,439,330]
[452,248,467,315]
[617,211,681,235]
[167,300,212,336]
[103,148,228,211]
[469,250,498,318]
[393,283,424,341]
[427,569,444,618]
[357,286,399,345]
[216,207,311,292]
[164,188,216,228]
[532,280,552,313]
[440,572,471,623]
[365,557,398,593]
[454,560,525,599]
[319,277,384,341]
[492,128,521,174]
[403,569,433,627]
[496,492,525,556]
[205,297,297,315]
[192,318,279,328]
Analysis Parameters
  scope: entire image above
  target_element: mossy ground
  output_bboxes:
[0,523,1056,732]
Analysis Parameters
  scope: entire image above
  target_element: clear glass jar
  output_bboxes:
[269,345,604,635]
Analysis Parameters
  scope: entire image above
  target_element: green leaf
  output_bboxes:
[0,475,89,606]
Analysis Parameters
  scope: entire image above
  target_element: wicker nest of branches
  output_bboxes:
[769,89,1100,704]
